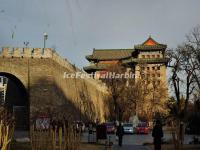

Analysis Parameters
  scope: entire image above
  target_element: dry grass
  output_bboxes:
[0,107,15,150]
[10,142,105,150]
[30,122,81,150]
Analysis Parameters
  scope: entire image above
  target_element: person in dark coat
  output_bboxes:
[116,122,124,147]
[152,120,163,150]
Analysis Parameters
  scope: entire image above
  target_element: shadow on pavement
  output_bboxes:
[112,145,148,150]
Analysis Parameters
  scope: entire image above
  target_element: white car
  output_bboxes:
[123,123,135,134]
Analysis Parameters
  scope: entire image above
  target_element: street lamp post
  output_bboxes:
[43,32,48,50]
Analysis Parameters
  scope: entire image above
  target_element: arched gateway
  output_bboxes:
[0,73,29,129]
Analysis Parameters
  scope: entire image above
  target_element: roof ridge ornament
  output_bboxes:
[134,37,167,50]
[142,36,158,46]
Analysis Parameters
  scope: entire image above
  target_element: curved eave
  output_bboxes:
[122,58,169,65]
[86,56,133,61]
[85,55,96,61]
[134,45,167,51]
[83,64,111,72]
[96,57,131,61]
[83,66,103,72]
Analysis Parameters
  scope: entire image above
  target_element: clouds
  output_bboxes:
[0,0,200,67]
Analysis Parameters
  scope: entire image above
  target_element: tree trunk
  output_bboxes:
[172,119,185,150]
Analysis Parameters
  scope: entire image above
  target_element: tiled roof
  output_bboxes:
[134,44,167,50]
[134,37,167,50]
[83,63,112,71]
[122,58,169,64]
[85,37,166,61]
[86,49,134,60]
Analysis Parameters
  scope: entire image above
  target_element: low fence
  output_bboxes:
[30,122,80,150]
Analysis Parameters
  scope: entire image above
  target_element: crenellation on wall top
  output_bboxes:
[0,47,54,58]
[43,48,53,58]
[0,46,77,71]
[1,47,11,57]
[23,48,32,57]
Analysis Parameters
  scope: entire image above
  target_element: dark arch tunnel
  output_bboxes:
[0,72,29,130]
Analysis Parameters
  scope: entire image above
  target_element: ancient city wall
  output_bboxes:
[0,47,108,122]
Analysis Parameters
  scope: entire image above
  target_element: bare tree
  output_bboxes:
[167,44,196,150]
[133,63,168,122]
[103,63,168,122]
[101,65,144,122]
[185,25,200,89]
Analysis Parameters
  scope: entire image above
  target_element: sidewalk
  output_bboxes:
[113,145,148,150]
[147,144,200,150]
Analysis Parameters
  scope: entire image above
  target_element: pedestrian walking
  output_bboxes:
[152,120,163,150]
[116,122,124,147]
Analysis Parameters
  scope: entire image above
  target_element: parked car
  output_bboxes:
[106,122,115,134]
[136,122,149,134]
[123,123,135,134]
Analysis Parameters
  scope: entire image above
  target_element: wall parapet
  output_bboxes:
[0,47,76,72]
[0,47,107,91]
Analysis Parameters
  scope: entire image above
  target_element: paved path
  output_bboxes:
[113,145,149,150]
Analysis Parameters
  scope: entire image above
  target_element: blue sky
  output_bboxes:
[0,0,200,68]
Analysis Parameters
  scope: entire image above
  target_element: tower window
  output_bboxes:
[157,66,160,70]
[152,55,155,58]
[157,55,160,58]
[152,66,155,70]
